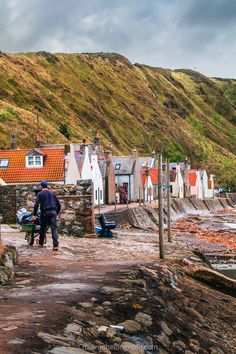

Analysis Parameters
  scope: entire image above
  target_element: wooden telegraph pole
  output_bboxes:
[158,152,164,259]
[166,158,172,242]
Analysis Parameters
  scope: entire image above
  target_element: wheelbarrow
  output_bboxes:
[21,219,47,246]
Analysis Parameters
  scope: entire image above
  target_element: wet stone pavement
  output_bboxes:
[0,209,236,353]
[0,224,179,353]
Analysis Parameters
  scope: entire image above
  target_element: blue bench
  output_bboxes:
[96,214,116,238]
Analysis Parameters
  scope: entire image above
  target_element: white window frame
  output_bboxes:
[115,163,121,170]
[0,158,9,167]
[26,155,43,168]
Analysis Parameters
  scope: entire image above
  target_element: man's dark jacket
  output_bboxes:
[33,189,61,216]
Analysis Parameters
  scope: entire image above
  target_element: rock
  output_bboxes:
[172,340,187,352]
[95,306,104,312]
[49,347,93,354]
[38,332,73,346]
[121,341,145,354]
[100,286,124,295]
[97,326,108,334]
[119,320,141,334]
[210,348,225,354]
[84,327,99,338]
[159,350,169,354]
[155,332,171,349]
[64,323,82,335]
[184,307,203,321]
[134,312,152,328]
[97,346,111,354]
[106,327,116,338]
[4,254,14,270]
[190,339,200,352]
[160,322,172,336]
[102,301,112,307]
[112,336,122,344]
[2,326,18,331]
[0,267,11,284]
[94,311,102,317]
[8,338,25,345]
[79,302,93,309]
[118,279,145,287]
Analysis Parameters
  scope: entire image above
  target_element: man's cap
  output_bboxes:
[41,181,48,188]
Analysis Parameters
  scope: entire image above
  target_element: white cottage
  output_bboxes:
[65,144,81,184]
[188,170,203,199]
[169,163,184,198]
[74,145,104,206]
[91,154,104,205]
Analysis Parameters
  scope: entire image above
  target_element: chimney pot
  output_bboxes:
[11,132,17,149]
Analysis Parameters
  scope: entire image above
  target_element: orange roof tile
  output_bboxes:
[141,168,158,187]
[149,168,158,185]
[0,148,65,184]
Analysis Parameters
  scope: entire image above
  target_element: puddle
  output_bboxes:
[37,282,94,291]
[224,223,236,230]
[213,264,236,280]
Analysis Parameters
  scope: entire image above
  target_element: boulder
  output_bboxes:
[49,347,93,354]
[160,322,172,336]
[119,320,141,334]
[135,312,152,328]
[121,341,145,354]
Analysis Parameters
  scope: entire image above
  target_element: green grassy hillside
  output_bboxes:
[0,51,236,187]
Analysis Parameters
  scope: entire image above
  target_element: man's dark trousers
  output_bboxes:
[40,211,59,247]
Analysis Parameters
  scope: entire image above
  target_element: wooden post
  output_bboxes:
[158,153,164,259]
[114,190,117,211]
[0,214,2,242]
[98,187,101,214]
[166,158,172,242]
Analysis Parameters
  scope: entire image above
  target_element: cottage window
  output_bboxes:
[26,155,43,168]
[95,190,98,201]
[115,163,121,170]
[0,158,9,167]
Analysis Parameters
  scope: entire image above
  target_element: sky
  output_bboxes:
[0,0,235,78]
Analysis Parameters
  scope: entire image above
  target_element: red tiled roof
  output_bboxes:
[0,148,65,184]
[141,168,158,187]
[188,172,197,187]
[149,168,158,185]
[141,169,148,188]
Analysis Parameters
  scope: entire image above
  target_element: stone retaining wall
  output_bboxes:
[103,197,235,230]
[0,245,18,286]
[0,181,94,237]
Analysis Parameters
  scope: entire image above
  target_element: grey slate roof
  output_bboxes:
[112,156,136,175]
[98,160,107,178]
[74,151,83,170]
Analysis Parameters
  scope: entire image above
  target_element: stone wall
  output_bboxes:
[0,181,94,237]
[103,197,235,229]
[0,186,16,224]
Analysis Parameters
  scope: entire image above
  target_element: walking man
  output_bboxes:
[33,181,61,251]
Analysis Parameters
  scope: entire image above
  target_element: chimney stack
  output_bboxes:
[131,148,138,158]
[11,132,17,149]
[35,135,44,148]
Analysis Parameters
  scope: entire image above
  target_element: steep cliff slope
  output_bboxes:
[0,51,236,186]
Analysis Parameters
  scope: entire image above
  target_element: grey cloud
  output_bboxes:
[0,0,235,77]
